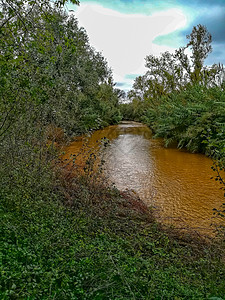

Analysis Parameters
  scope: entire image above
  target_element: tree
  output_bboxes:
[186,24,212,83]
[128,24,223,104]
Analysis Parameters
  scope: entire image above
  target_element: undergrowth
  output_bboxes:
[1,145,225,299]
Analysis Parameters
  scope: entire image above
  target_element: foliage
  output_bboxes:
[0,0,121,217]
[142,86,225,153]
[1,4,225,298]
[0,2,121,136]
[186,24,212,83]
[206,127,225,222]
[127,24,224,105]
[123,25,225,157]
[1,170,225,299]
[120,99,148,121]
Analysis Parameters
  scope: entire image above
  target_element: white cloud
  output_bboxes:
[73,4,187,89]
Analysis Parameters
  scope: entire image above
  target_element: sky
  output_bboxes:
[68,0,225,92]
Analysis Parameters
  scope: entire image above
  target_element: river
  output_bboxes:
[63,121,224,236]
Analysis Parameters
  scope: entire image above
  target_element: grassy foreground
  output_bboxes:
[1,166,225,300]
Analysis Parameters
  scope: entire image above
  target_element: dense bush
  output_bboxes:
[142,85,225,153]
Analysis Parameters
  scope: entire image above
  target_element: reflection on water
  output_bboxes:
[64,122,225,235]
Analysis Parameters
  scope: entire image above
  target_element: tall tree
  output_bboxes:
[129,24,222,104]
[186,24,212,83]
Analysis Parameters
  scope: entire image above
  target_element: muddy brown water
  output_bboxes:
[63,121,225,236]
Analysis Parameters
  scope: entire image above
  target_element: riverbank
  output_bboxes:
[1,165,225,298]
[1,122,225,298]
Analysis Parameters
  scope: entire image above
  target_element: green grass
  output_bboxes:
[1,188,225,299]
